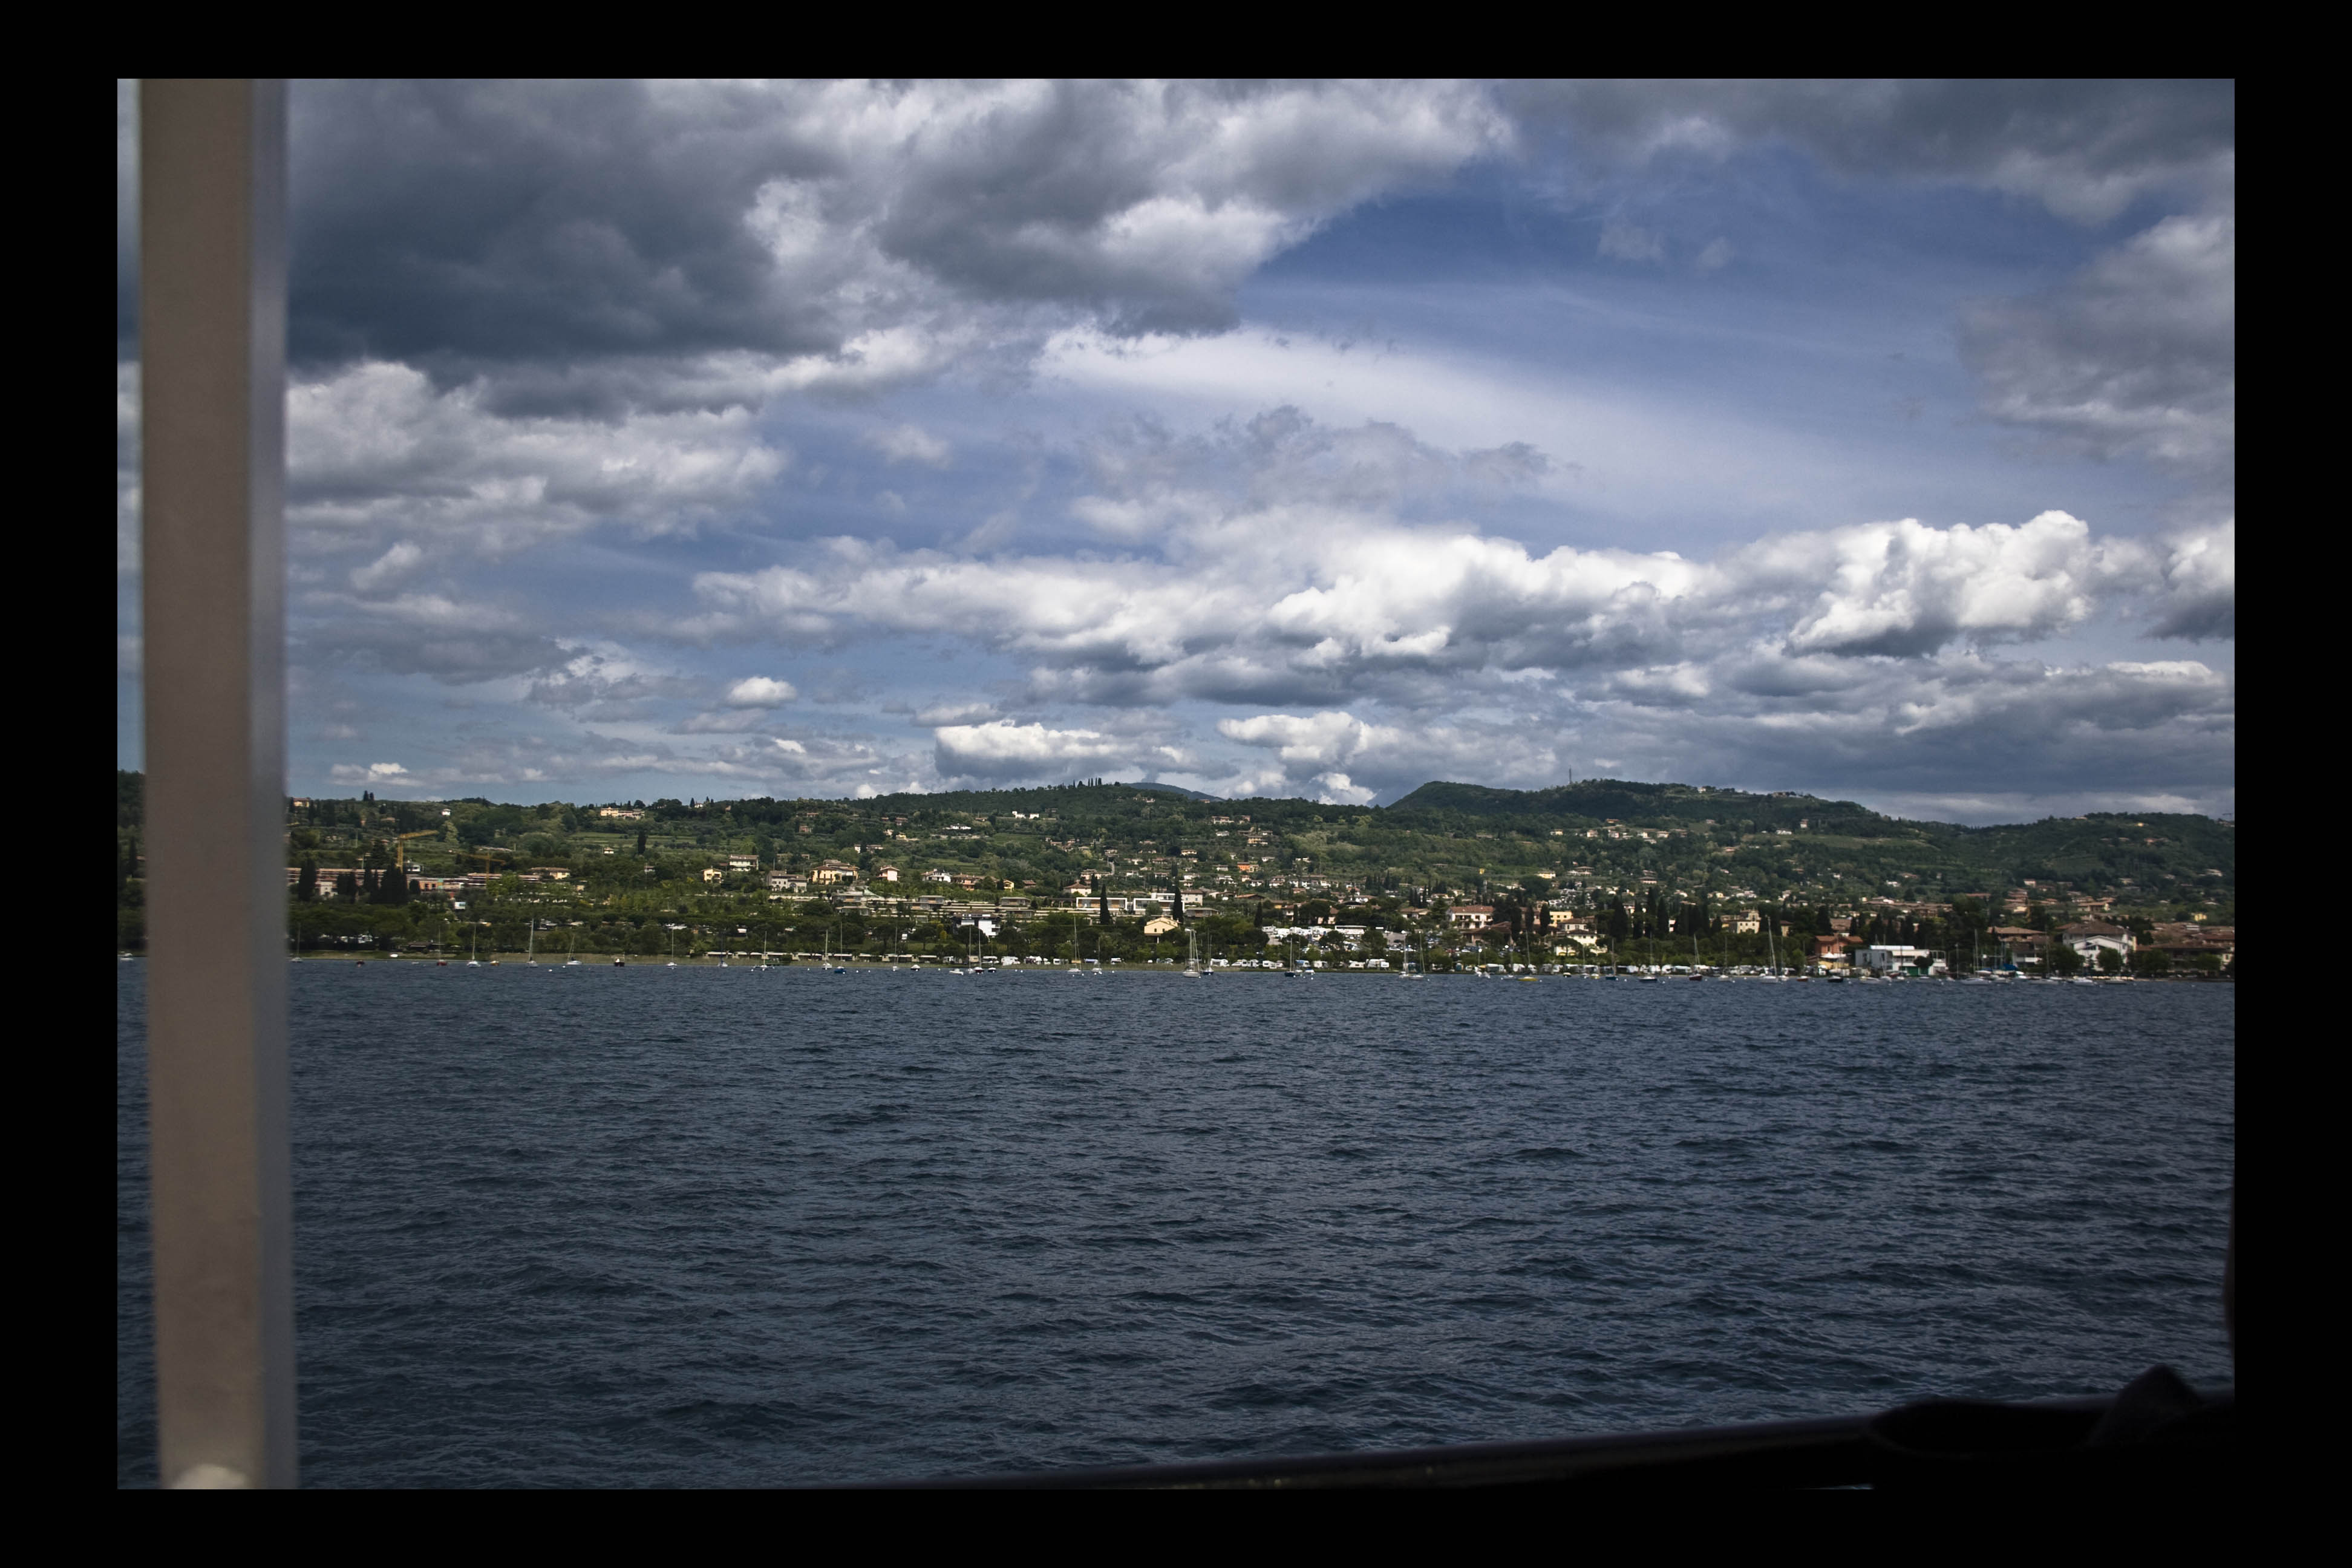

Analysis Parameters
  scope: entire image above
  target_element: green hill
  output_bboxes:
[1387,778,2232,897]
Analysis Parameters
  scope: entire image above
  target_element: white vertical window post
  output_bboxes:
[139,79,295,1490]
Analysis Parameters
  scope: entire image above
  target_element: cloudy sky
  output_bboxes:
[116,80,2234,822]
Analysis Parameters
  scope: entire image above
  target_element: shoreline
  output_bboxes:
[121,953,2234,982]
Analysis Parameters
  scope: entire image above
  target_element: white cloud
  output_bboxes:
[1695,237,1735,272]
[1198,642,2232,809]
[1598,221,1665,262]
[724,675,799,707]
[912,701,1001,727]
[672,394,2230,808]
[1218,710,1387,768]
[523,647,705,715]
[932,719,1189,782]
[689,492,2207,705]
[350,540,424,593]
[2149,518,2234,640]
[370,723,935,798]
[288,361,788,555]
[1766,511,2122,657]
[329,760,413,785]
[861,423,950,466]
[1037,329,1864,525]
[1217,708,1567,799]
[1311,773,1377,806]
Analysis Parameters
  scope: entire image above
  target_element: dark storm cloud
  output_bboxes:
[1959,212,2235,476]
[283,82,829,369]
[119,80,1503,410]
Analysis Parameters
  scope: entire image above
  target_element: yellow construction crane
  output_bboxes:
[373,829,440,866]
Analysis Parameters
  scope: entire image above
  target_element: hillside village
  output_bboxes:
[115,772,2235,975]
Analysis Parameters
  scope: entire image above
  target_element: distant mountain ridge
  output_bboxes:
[1389,778,1833,826]
[1120,780,1223,801]
[1383,777,2234,888]
[1385,777,2229,835]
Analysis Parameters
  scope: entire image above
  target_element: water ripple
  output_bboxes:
[117,967,2233,1486]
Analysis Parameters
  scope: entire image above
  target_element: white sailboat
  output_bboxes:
[1184,929,1202,978]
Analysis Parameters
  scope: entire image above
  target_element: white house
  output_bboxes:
[2063,920,2136,964]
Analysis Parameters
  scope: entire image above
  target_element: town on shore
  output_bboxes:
[115,773,2235,977]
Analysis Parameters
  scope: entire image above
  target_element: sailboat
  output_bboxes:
[467,923,480,967]
[1399,931,1425,979]
[666,928,678,968]
[526,919,537,967]
[1184,929,1202,978]
[566,927,581,967]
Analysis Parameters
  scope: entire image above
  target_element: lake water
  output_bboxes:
[116,964,2235,1487]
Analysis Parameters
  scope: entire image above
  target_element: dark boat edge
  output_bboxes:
[854,1386,2234,1489]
